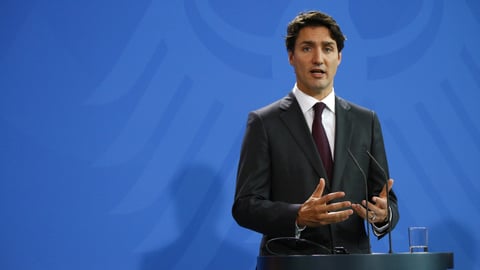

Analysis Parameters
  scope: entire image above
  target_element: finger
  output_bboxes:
[311,178,326,198]
[351,204,367,219]
[362,199,388,223]
[352,204,379,222]
[303,208,354,226]
[320,209,353,224]
[324,201,352,212]
[361,200,371,209]
[319,191,347,204]
[354,202,379,219]
[371,196,387,209]
[379,179,394,198]
[361,200,381,213]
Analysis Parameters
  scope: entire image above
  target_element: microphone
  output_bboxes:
[366,150,393,254]
[265,237,331,255]
[347,149,371,253]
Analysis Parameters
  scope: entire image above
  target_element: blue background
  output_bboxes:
[1,0,479,269]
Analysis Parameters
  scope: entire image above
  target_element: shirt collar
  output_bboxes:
[292,84,336,113]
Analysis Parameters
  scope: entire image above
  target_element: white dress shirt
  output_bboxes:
[292,84,336,159]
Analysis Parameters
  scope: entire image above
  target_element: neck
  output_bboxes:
[299,87,333,101]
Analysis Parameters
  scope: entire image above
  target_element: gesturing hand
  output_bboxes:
[296,178,353,227]
[352,179,394,224]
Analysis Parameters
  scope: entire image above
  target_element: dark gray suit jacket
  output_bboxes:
[232,92,399,255]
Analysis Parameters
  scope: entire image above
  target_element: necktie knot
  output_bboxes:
[313,102,326,115]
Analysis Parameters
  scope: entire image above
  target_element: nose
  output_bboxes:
[312,48,324,65]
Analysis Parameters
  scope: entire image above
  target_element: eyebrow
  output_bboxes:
[322,41,336,47]
[299,40,336,47]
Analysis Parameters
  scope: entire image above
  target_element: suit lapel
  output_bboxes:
[332,97,353,190]
[279,93,330,190]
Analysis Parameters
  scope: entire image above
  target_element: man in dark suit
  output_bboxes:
[232,10,399,255]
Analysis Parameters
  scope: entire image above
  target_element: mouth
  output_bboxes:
[310,68,326,77]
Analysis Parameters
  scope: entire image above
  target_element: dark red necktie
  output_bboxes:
[312,102,333,180]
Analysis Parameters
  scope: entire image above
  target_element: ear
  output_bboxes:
[338,52,342,65]
[288,50,294,65]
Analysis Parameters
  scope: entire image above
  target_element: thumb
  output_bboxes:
[311,178,326,198]
[380,179,394,197]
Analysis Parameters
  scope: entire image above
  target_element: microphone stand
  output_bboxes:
[347,149,371,254]
[366,150,393,254]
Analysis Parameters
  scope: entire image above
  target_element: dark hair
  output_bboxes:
[285,11,346,52]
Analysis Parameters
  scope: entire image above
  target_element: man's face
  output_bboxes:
[288,26,342,98]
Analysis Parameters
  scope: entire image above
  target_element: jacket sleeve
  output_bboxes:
[231,111,301,237]
[369,112,400,239]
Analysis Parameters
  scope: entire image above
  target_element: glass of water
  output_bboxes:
[408,226,428,252]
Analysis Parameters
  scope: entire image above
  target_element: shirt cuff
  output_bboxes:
[372,206,392,236]
[295,221,306,239]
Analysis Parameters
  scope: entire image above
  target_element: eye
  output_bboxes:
[324,47,333,53]
[302,46,312,52]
